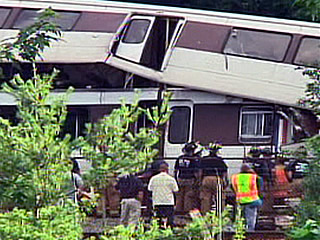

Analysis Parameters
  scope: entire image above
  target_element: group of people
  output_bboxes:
[70,143,309,231]
[245,146,309,198]
[174,141,264,231]
[234,146,310,230]
[174,141,228,215]
[113,141,229,228]
[111,162,179,227]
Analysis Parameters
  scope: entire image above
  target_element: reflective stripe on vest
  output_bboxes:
[232,173,259,204]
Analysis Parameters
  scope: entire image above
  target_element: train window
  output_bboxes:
[61,108,88,139]
[122,19,150,44]
[294,37,320,67]
[239,107,273,143]
[13,9,80,30]
[224,29,291,61]
[0,106,18,125]
[136,101,158,130]
[0,8,11,27]
[168,106,190,144]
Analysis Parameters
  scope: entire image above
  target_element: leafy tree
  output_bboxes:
[111,0,318,22]
[101,209,232,240]
[293,0,320,21]
[0,8,72,212]
[0,8,61,63]
[299,69,320,116]
[297,69,320,223]
[289,69,320,239]
[0,8,83,240]
[0,6,175,238]
[0,203,82,240]
[79,92,172,189]
[0,70,73,210]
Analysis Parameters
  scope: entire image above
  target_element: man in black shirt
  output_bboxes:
[247,147,270,188]
[115,174,144,225]
[199,143,228,214]
[174,141,200,213]
[260,147,274,189]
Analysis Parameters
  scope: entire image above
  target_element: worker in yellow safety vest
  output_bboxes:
[231,164,263,231]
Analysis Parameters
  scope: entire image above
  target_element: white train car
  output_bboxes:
[0,0,318,174]
[1,0,319,107]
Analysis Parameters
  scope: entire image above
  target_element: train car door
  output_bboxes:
[115,16,156,63]
[107,14,185,77]
[163,101,194,173]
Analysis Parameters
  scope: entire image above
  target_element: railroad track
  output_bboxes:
[84,231,286,240]
[224,231,286,240]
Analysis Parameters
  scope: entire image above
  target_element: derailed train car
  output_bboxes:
[0,0,319,175]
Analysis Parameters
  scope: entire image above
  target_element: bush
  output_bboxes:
[288,219,320,240]
[100,208,233,240]
[0,202,83,240]
[102,220,174,240]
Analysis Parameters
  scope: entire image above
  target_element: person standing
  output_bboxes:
[199,143,228,214]
[231,164,263,231]
[67,158,91,203]
[148,162,179,228]
[115,174,144,226]
[260,147,274,189]
[247,147,269,189]
[273,154,290,199]
[174,142,200,214]
[286,147,309,196]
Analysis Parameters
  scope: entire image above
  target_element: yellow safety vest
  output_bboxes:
[231,173,260,204]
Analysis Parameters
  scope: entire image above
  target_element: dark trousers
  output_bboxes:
[154,205,175,228]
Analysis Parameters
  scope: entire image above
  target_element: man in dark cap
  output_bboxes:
[261,147,275,189]
[247,147,269,189]
[174,141,200,214]
[199,142,228,214]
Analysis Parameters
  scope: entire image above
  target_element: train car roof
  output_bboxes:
[1,0,319,108]
[1,0,319,28]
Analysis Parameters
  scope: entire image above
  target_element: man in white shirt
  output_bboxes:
[148,162,179,227]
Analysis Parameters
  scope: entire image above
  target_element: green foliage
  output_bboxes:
[181,209,230,239]
[293,0,320,21]
[0,8,72,211]
[303,139,320,204]
[297,70,320,219]
[0,70,73,210]
[0,8,61,62]
[288,219,320,240]
[0,7,84,240]
[0,202,83,240]
[290,68,320,239]
[79,190,100,216]
[233,207,246,240]
[127,0,317,22]
[289,136,320,238]
[299,69,320,116]
[102,219,174,240]
[307,134,320,160]
[294,202,320,226]
[79,92,172,189]
[294,135,320,223]
[100,208,232,240]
